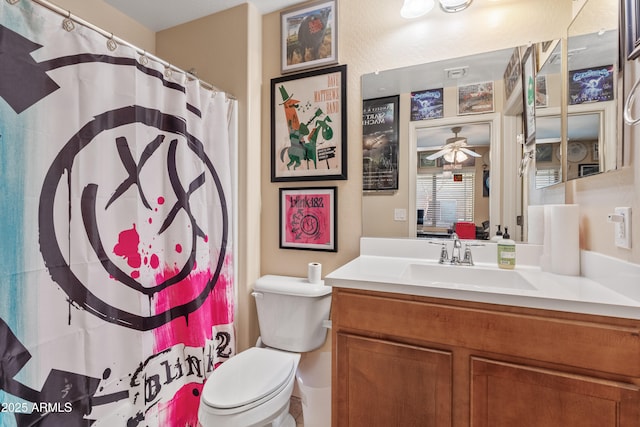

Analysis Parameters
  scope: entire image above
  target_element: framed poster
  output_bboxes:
[535,75,548,107]
[458,82,494,115]
[521,46,537,145]
[410,89,444,121]
[568,65,614,105]
[279,187,337,252]
[362,95,399,191]
[418,151,440,168]
[503,46,522,100]
[625,0,640,59]
[271,65,347,182]
[579,163,600,177]
[281,0,338,74]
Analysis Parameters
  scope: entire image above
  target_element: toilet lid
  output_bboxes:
[201,347,296,409]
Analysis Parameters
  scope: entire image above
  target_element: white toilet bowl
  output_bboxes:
[198,347,301,427]
[199,275,332,427]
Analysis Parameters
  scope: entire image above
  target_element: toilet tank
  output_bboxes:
[252,275,332,352]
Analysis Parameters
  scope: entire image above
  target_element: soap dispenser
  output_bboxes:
[491,225,503,242]
[497,228,516,270]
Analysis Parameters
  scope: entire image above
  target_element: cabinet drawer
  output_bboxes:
[333,290,640,377]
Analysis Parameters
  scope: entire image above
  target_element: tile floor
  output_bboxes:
[289,396,304,426]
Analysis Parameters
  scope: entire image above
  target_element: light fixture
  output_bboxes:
[401,0,435,18]
[439,0,472,13]
[443,149,468,163]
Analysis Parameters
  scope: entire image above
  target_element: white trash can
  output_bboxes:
[296,351,331,427]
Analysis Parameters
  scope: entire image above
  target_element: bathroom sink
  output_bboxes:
[401,263,536,291]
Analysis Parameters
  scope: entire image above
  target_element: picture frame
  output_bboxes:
[279,187,337,252]
[418,151,439,168]
[457,82,494,115]
[568,65,614,105]
[625,0,640,60]
[362,95,399,191]
[281,0,338,74]
[579,163,600,177]
[521,46,537,145]
[271,65,347,182]
[503,46,521,100]
[535,75,548,108]
[410,89,444,121]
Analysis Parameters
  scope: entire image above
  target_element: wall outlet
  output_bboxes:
[614,207,632,249]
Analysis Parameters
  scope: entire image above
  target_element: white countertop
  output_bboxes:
[324,238,640,320]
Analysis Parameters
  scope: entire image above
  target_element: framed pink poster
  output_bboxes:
[279,187,337,251]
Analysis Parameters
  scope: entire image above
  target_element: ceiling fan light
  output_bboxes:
[443,151,455,163]
[455,151,468,162]
[439,0,472,13]
[401,0,435,18]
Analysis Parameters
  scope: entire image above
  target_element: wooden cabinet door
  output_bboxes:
[334,333,452,427]
[471,358,640,427]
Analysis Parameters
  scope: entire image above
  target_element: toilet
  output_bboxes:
[198,275,332,427]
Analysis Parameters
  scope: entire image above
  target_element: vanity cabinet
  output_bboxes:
[331,288,640,426]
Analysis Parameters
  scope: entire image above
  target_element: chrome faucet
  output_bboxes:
[437,232,477,266]
[450,233,462,264]
[462,244,474,266]
[438,243,448,264]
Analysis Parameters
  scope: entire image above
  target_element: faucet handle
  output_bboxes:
[439,244,449,264]
[462,244,474,266]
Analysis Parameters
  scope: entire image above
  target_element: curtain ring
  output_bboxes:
[164,66,173,78]
[139,51,149,66]
[623,77,640,126]
[106,33,118,52]
[62,11,75,32]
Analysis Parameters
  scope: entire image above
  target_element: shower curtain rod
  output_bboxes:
[25,0,237,100]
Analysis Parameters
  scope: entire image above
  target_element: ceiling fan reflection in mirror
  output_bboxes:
[424,126,482,163]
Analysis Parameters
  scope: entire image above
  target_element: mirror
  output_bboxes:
[566,0,619,179]
[362,46,526,241]
[361,0,623,242]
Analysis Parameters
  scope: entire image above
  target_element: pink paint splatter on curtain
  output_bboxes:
[152,255,234,426]
[113,224,143,279]
[113,224,142,268]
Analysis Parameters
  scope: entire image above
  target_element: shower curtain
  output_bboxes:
[0,1,235,426]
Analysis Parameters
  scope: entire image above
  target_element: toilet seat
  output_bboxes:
[201,347,298,415]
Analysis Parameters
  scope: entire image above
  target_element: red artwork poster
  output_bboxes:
[279,187,337,251]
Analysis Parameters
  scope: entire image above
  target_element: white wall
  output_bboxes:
[49,0,155,52]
